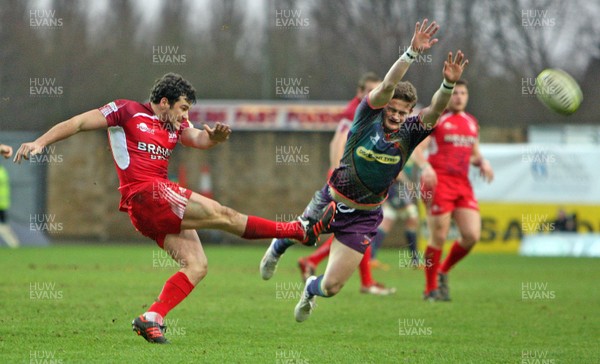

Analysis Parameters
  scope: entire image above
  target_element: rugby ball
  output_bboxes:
[535,69,583,115]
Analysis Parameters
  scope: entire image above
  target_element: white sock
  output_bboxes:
[143,312,164,325]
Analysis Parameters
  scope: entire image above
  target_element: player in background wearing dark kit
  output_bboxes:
[413,80,494,301]
[261,19,469,322]
[297,72,397,296]
[13,73,335,343]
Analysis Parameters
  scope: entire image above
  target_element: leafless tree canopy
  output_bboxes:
[1,0,598,131]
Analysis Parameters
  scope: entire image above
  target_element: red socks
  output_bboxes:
[439,241,471,274]
[241,215,304,241]
[148,271,195,318]
[424,246,442,293]
[359,245,374,287]
[307,235,333,266]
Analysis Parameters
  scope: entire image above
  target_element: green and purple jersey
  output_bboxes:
[328,96,432,208]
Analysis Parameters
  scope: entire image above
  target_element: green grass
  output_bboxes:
[0,243,598,363]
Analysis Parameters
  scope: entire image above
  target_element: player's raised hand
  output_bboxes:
[204,122,231,143]
[410,19,439,53]
[0,144,13,159]
[13,142,44,164]
[443,51,469,83]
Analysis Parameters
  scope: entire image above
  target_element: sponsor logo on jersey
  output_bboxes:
[99,101,118,117]
[443,134,477,147]
[168,131,178,143]
[356,146,400,164]
[137,142,172,160]
[137,122,155,134]
[336,202,356,213]
[443,122,457,129]
[369,133,381,145]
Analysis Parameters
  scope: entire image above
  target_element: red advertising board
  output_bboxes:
[189,101,345,131]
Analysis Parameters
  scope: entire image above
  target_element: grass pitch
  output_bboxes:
[0,242,598,363]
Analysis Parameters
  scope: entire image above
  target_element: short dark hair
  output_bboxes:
[358,72,381,91]
[392,81,418,107]
[150,73,197,106]
[455,79,468,87]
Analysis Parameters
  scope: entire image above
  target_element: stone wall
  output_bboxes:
[47,128,525,247]
[47,130,333,243]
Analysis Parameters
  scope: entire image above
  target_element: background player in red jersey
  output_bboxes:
[328,72,381,177]
[13,73,334,343]
[413,80,494,301]
[297,72,397,295]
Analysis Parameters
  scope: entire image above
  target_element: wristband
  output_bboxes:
[399,46,419,64]
[440,79,456,94]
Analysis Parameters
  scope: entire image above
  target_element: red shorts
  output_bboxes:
[421,175,478,215]
[126,180,192,248]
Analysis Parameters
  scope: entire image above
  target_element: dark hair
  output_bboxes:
[149,73,197,106]
[358,72,381,91]
[392,81,418,107]
[455,79,468,87]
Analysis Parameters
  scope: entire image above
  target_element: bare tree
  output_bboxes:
[0,0,45,130]
[479,0,599,77]
[189,0,260,99]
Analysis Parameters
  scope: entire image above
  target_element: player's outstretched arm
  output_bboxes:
[369,19,439,109]
[180,122,231,150]
[13,110,108,163]
[420,51,468,129]
[0,144,13,159]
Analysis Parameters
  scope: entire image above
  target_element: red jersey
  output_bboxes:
[427,111,478,179]
[99,99,191,211]
[335,96,361,135]
[328,96,362,178]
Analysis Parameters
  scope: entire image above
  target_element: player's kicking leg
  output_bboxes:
[295,238,363,322]
[437,208,480,301]
[133,229,206,344]
[182,192,334,246]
